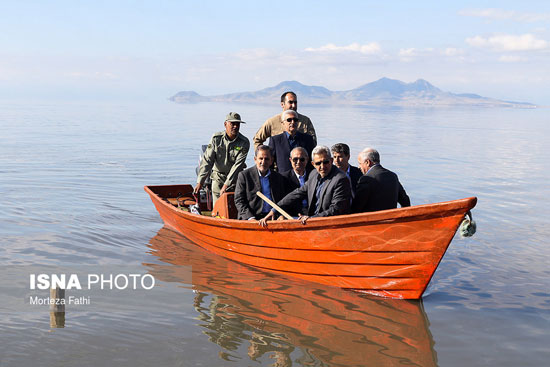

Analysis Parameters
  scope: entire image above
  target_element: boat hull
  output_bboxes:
[145,184,477,299]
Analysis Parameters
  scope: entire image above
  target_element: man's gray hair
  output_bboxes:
[312,145,331,158]
[282,109,297,121]
[290,146,308,159]
[358,148,380,164]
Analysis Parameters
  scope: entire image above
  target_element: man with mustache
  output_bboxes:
[269,109,314,173]
[280,146,311,216]
[234,145,286,221]
[195,112,250,204]
[253,91,316,150]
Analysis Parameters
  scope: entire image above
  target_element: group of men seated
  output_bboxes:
[194,91,410,225]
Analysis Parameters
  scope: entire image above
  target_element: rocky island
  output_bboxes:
[170,77,535,108]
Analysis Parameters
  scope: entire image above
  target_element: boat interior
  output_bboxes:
[148,184,238,219]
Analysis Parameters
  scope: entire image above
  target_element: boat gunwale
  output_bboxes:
[144,184,477,230]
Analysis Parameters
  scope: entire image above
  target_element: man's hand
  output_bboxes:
[258,211,275,228]
[193,182,202,195]
[298,214,309,225]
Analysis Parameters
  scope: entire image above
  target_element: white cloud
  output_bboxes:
[398,48,417,62]
[499,55,528,63]
[460,8,515,20]
[466,34,549,51]
[398,48,441,62]
[235,48,271,61]
[305,42,382,55]
[459,8,550,23]
[65,71,118,80]
[399,48,416,56]
[443,48,465,56]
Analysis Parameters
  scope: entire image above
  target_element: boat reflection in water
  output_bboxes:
[147,228,439,367]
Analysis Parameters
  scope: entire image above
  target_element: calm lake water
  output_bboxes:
[1,100,549,366]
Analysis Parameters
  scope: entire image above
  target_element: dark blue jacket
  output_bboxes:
[351,165,410,213]
[268,132,314,173]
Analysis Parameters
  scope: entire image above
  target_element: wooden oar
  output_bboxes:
[256,191,293,220]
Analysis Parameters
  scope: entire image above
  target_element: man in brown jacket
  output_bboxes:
[253,91,316,149]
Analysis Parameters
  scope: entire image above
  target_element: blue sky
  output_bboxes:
[1,1,549,104]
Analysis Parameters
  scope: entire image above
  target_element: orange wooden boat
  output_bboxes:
[145,184,477,299]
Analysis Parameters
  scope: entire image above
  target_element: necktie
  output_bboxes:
[313,178,325,215]
[299,175,307,209]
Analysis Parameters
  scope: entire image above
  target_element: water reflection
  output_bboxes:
[147,228,439,367]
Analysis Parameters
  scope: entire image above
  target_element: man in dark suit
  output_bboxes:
[234,145,286,220]
[268,110,315,173]
[280,147,310,215]
[331,143,363,197]
[352,148,410,213]
[259,145,351,226]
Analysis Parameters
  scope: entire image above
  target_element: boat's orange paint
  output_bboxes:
[145,184,477,299]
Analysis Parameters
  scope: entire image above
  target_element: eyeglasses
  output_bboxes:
[313,159,330,166]
[286,118,299,122]
[292,157,306,163]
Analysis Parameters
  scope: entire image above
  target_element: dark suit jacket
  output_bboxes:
[278,165,351,218]
[347,165,363,196]
[281,169,309,192]
[268,132,314,173]
[234,167,286,220]
[280,169,310,215]
[351,165,410,213]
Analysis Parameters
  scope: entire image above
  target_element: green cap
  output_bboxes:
[225,112,245,124]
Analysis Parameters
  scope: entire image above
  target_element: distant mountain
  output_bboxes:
[170,78,535,108]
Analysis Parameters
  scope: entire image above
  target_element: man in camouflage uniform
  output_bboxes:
[194,112,250,204]
[253,91,316,150]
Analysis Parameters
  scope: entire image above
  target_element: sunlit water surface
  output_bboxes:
[1,101,549,366]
